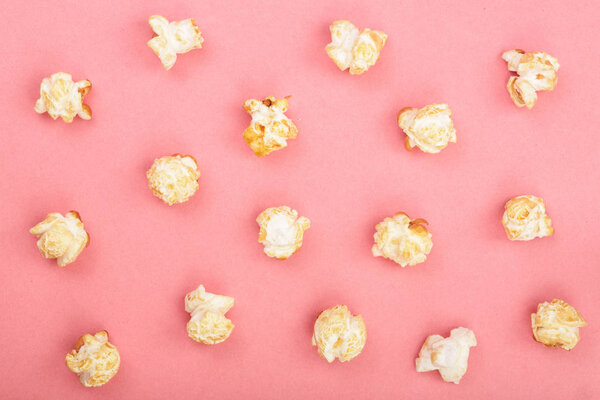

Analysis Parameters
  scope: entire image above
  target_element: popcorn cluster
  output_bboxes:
[147,15,204,70]
[531,299,586,351]
[397,104,456,153]
[146,154,201,205]
[256,206,310,259]
[185,285,235,345]
[65,331,120,387]
[502,195,554,241]
[34,72,92,122]
[312,305,366,363]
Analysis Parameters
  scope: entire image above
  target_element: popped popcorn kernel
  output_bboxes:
[502,195,554,241]
[34,72,91,122]
[147,15,204,70]
[146,154,200,205]
[312,305,366,363]
[531,299,586,351]
[65,331,120,387]
[398,104,456,153]
[256,206,310,259]
[372,212,432,267]
[185,285,234,345]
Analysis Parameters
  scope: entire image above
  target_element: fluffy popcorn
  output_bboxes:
[531,299,586,351]
[312,305,366,363]
[326,20,387,75]
[146,154,200,205]
[502,195,554,241]
[372,212,432,267]
[34,72,91,123]
[65,330,120,387]
[147,15,204,70]
[397,104,457,153]
[29,211,89,267]
[502,49,559,109]
[185,285,234,345]
[256,206,310,259]
[416,327,477,384]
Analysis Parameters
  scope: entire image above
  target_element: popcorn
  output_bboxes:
[415,327,477,384]
[146,154,200,205]
[325,20,387,75]
[185,285,234,345]
[397,104,456,153]
[65,330,120,387]
[502,49,559,109]
[256,206,310,259]
[312,305,366,363]
[372,212,432,267]
[147,15,204,70]
[29,211,89,267]
[502,195,554,241]
[34,72,91,123]
[243,96,298,157]
[531,299,586,351]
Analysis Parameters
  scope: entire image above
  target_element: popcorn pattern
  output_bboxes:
[531,299,586,351]
[65,331,120,387]
[256,206,310,259]
[34,72,91,123]
[312,305,366,363]
[398,104,457,153]
[502,195,554,241]
[147,15,204,70]
[372,212,432,267]
[185,285,234,345]
[146,154,200,205]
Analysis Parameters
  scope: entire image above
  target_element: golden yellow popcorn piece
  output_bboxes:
[34,72,91,123]
[312,305,366,363]
[502,195,554,241]
[146,154,200,205]
[398,104,457,153]
[65,330,120,387]
[416,327,477,384]
[185,285,234,345]
[502,49,559,109]
[372,212,432,267]
[531,299,586,351]
[147,15,204,70]
[256,206,310,259]
[326,20,387,75]
[29,211,89,267]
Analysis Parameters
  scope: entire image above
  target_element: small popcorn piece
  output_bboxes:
[531,299,586,351]
[147,15,204,70]
[416,327,477,384]
[185,285,234,345]
[29,211,89,267]
[502,195,554,241]
[65,331,120,387]
[34,72,92,123]
[146,154,200,205]
[256,206,310,259]
[326,20,387,75]
[372,212,432,267]
[398,104,457,153]
[502,49,559,109]
[312,305,366,363]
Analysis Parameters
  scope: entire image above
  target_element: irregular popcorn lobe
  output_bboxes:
[146,154,200,205]
[372,212,432,267]
[312,305,366,363]
[502,195,554,240]
[65,331,120,387]
[398,104,456,153]
[185,285,234,345]
[531,299,586,351]
[34,72,91,122]
[256,206,310,259]
[147,15,204,70]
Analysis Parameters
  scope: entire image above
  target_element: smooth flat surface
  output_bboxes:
[1,1,599,399]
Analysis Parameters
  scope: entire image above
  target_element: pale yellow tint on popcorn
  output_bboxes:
[372,212,432,267]
[312,305,366,363]
[502,195,554,241]
[146,154,200,205]
[65,330,120,387]
[256,206,310,259]
[147,15,204,70]
[531,299,586,351]
[185,285,234,345]
[398,104,457,153]
[34,72,91,122]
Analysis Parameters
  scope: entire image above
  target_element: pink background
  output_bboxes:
[1,0,599,398]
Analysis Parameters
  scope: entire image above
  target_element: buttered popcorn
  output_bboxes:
[312,305,366,363]
[146,154,200,205]
[372,212,432,267]
[256,206,310,259]
[185,285,234,345]
[502,195,554,241]
[65,331,120,387]
[147,15,204,70]
[326,20,387,75]
[34,72,91,122]
[531,299,586,351]
[397,104,456,153]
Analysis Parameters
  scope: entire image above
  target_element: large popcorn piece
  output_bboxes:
[312,305,366,363]
[531,299,586,351]
[65,330,120,387]
[502,195,554,241]
[185,285,234,345]
[326,20,387,75]
[146,154,200,205]
[29,211,89,267]
[415,327,477,384]
[372,212,432,267]
[398,104,457,153]
[147,15,204,70]
[502,49,559,109]
[256,206,310,259]
[243,96,298,157]
[34,72,91,123]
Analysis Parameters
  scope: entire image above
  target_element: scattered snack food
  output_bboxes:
[312,305,366,363]
[185,284,234,345]
[147,15,204,70]
[397,104,456,153]
[502,195,554,241]
[146,154,200,205]
[65,330,120,387]
[256,206,310,259]
[531,299,586,350]
[34,72,91,122]
[415,327,477,384]
[372,212,432,267]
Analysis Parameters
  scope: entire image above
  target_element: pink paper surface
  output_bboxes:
[1,0,599,398]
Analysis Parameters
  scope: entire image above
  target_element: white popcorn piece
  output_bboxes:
[146,154,200,205]
[147,15,204,70]
[372,212,432,267]
[531,299,586,351]
[185,285,234,345]
[502,195,554,241]
[397,104,457,153]
[65,330,120,387]
[256,206,310,259]
[312,305,366,363]
[34,72,91,123]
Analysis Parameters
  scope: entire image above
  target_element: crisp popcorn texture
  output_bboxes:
[415,327,477,384]
[34,72,91,123]
[243,96,298,157]
[372,212,432,267]
[398,104,457,153]
[256,206,310,259]
[312,305,366,363]
[146,154,200,205]
[502,49,559,109]
[65,331,120,387]
[502,195,554,241]
[29,211,89,267]
[531,299,586,351]
[326,20,387,75]
[147,15,204,70]
[185,285,234,345]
